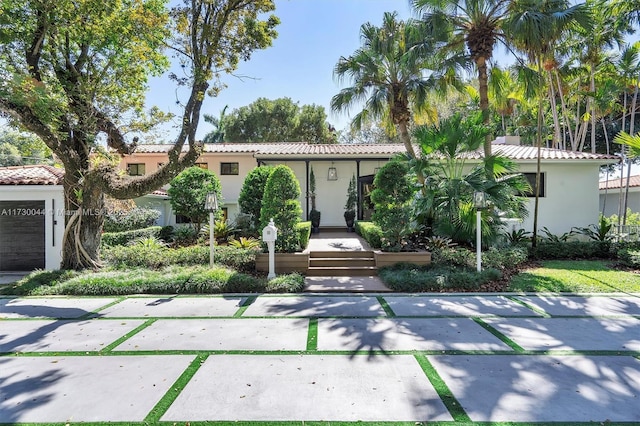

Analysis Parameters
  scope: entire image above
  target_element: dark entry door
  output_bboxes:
[358,175,375,221]
[0,200,46,270]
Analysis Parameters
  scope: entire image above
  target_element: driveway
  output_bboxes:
[1,292,639,424]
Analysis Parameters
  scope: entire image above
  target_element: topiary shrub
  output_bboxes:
[168,166,223,233]
[101,226,162,247]
[370,159,416,251]
[529,241,612,260]
[259,165,303,253]
[238,165,274,232]
[103,207,160,232]
[355,221,383,249]
[297,221,311,250]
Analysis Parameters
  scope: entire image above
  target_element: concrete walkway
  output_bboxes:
[1,293,639,424]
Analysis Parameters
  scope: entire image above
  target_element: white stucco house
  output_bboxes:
[118,138,619,236]
[599,175,640,217]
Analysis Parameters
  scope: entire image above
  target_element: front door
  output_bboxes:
[358,175,375,221]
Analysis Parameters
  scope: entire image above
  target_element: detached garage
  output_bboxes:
[0,165,65,271]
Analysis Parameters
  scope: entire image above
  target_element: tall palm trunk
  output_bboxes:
[622,83,639,225]
[477,56,492,159]
[532,58,545,248]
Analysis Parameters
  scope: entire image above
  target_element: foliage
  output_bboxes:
[103,208,160,232]
[128,236,167,249]
[168,167,223,233]
[378,263,501,292]
[0,0,278,270]
[260,165,303,253]
[355,221,383,249]
[297,221,312,251]
[103,244,259,273]
[200,220,237,244]
[617,249,640,269]
[0,142,22,166]
[424,235,457,251]
[222,97,336,143]
[203,105,228,143]
[159,226,174,242]
[344,174,358,216]
[101,226,162,247]
[538,227,577,243]
[481,247,529,270]
[371,160,416,251]
[432,247,476,268]
[505,228,532,245]
[529,241,612,260]
[265,272,305,293]
[172,225,199,247]
[573,216,614,242]
[0,269,80,296]
[238,166,274,232]
[229,237,262,249]
[608,209,640,227]
[0,130,54,165]
[508,260,640,293]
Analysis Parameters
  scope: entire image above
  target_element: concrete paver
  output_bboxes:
[484,317,640,351]
[385,295,541,317]
[0,297,115,319]
[243,295,386,317]
[0,355,194,423]
[115,318,309,351]
[161,354,452,422]
[429,354,640,422]
[0,319,145,353]
[514,295,640,316]
[99,296,245,317]
[304,276,391,292]
[317,318,513,351]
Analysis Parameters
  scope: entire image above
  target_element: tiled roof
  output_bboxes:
[128,142,620,162]
[0,165,64,185]
[599,175,640,190]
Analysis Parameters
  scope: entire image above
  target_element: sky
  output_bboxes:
[146,0,418,141]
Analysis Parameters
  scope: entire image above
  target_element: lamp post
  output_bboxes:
[473,191,487,272]
[205,192,218,268]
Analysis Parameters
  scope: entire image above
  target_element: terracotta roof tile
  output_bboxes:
[0,165,64,185]
[599,175,640,190]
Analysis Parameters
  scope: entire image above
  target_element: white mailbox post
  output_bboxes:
[262,218,278,279]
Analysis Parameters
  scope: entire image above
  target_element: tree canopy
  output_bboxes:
[219,97,337,143]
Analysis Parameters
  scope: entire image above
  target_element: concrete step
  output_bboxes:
[309,250,375,259]
[306,266,378,277]
[309,258,376,268]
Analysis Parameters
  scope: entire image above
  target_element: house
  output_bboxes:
[599,174,640,217]
[118,138,619,236]
[0,165,65,271]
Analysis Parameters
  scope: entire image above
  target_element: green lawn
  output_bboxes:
[508,260,640,293]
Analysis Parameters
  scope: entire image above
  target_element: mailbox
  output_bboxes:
[262,218,277,242]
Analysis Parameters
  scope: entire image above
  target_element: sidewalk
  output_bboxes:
[1,292,639,424]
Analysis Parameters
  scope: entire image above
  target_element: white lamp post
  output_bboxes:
[205,192,219,268]
[473,191,487,272]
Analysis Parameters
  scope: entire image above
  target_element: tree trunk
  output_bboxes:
[61,170,105,270]
[622,83,639,225]
[477,56,492,159]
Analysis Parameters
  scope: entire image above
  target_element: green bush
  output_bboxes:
[529,241,612,260]
[265,272,305,292]
[260,165,303,253]
[103,244,258,273]
[432,247,476,268]
[355,221,383,249]
[482,247,529,270]
[239,166,274,232]
[168,167,223,232]
[618,249,640,268]
[104,208,160,232]
[101,226,162,247]
[378,264,501,292]
[297,221,311,250]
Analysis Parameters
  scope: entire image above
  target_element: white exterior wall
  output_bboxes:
[515,163,601,235]
[600,187,640,217]
[0,185,65,270]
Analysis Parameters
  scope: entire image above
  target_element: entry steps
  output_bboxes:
[306,250,377,276]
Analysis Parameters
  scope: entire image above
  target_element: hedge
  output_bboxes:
[101,226,162,247]
[355,221,383,249]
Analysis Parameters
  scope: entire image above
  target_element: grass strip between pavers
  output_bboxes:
[87,297,127,317]
[414,353,471,423]
[234,295,258,317]
[377,296,396,317]
[473,318,525,353]
[143,353,209,424]
[307,317,318,351]
[100,319,157,353]
[504,296,550,317]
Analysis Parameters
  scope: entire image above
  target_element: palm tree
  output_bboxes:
[331,11,459,160]
[203,105,228,143]
[506,0,589,247]
[412,0,511,159]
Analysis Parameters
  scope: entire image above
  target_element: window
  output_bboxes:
[220,162,239,175]
[195,163,208,170]
[522,172,545,197]
[127,163,145,176]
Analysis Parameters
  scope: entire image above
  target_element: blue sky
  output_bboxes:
[146,0,417,140]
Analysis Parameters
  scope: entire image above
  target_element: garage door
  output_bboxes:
[0,201,45,270]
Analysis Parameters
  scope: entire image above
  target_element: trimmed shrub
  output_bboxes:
[355,221,383,249]
[266,272,305,292]
[101,226,162,247]
[260,165,303,253]
[297,221,311,250]
[618,249,640,268]
[168,167,223,232]
[432,247,476,268]
[482,247,529,270]
[378,264,501,292]
[529,241,612,260]
[238,166,274,232]
[103,207,160,232]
